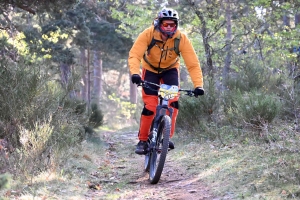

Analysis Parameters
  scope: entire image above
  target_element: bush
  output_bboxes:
[176,77,219,139]
[89,103,104,129]
[0,173,10,190]
[225,90,281,129]
[276,77,300,121]
[225,59,283,94]
[225,60,267,92]
[0,60,87,177]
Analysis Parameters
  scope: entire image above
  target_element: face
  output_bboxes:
[159,19,177,39]
[161,20,177,29]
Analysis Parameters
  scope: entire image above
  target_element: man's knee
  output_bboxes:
[170,101,179,109]
[142,107,154,116]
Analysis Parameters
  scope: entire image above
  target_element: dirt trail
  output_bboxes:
[88,131,218,200]
[0,130,223,200]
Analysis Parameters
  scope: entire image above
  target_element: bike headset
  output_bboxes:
[154,8,179,38]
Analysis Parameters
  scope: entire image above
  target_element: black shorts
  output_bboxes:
[142,68,179,96]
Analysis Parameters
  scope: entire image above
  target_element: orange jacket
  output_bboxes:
[128,25,203,88]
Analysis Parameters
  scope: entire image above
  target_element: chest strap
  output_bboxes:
[143,54,179,73]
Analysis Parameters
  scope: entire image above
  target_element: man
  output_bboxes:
[128,8,204,155]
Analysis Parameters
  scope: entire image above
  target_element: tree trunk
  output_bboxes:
[80,48,88,102]
[295,13,300,26]
[222,0,232,90]
[129,71,137,104]
[93,50,102,106]
[187,1,214,78]
[60,63,69,89]
[87,48,91,113]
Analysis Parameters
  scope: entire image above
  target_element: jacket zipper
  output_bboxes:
[157,40,167,73]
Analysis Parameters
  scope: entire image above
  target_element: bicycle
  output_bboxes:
[138,80,195,184]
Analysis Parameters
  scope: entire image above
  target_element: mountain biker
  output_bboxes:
[128,8,204,155]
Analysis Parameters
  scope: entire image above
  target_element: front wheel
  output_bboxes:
[149,115,171,184]
[144,140,150,172]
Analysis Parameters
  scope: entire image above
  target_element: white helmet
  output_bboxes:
[156,8,179,38]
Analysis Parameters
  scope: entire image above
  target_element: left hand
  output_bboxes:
[194,87,204,97]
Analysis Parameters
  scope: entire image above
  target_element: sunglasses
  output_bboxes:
[161,22,176,27]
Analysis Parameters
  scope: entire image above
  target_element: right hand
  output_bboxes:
[131,74,142,85]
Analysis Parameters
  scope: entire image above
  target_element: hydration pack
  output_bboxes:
[146,34,181,56]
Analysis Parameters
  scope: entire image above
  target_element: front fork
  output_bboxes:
[148,105,173,152]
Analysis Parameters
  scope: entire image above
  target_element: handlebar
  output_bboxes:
[138,80,195,97]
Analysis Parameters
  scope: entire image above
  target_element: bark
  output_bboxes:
[60,63,70,89]
[129,71,137,104]
[80,48,88,102]
[60,63,76,98]
[87,48,91,112]
[295,13,300,26]
[279,0,290,29]
[93,50,103,106]
[222,0,232,90]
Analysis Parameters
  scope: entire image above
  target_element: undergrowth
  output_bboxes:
[174,121,300,199]
[0,60,89,182]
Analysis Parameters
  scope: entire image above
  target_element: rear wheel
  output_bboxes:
[149,115,171,184]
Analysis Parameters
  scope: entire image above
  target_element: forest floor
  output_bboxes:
[1,127,299,199]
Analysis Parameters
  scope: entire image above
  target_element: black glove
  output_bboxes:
[131,74,142,85]
[194,87,204,97]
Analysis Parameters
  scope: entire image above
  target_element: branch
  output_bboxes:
[0,1,37,15]
[0,26,9,30]
[13,3,36,15]
[207,20,226,39]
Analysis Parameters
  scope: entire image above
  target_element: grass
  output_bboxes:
[2,124,300,199]
[172,125,300,199]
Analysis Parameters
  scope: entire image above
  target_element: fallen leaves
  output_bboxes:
[83,154,92,162]
[87,181,101,190]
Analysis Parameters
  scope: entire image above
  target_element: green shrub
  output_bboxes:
[226,90,281,129]
[0,60,87,178]
[0,173,10,190]
[276,76,300,121]
[225,59,284,94]
[89,103,104,129]
[225,60,267,92]
[176,77,219,139]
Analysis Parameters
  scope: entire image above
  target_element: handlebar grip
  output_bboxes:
[137,80,144,87]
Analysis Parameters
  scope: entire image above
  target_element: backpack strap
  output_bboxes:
[174,34,181,56]
[143,54,179,73]
[144,33,181,73]
[147,38,162,55]
[147,34,181,56]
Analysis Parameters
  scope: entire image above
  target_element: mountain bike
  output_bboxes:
[139,80,195,184]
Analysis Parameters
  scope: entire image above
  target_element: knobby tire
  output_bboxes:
[144,142,150,172]
[149,115,171,184]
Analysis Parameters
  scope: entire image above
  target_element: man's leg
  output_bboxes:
[135,69,160,154]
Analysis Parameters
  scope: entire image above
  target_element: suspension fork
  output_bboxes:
[150,104,174,150]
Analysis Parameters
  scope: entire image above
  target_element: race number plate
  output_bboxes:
[159,84,179,100]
